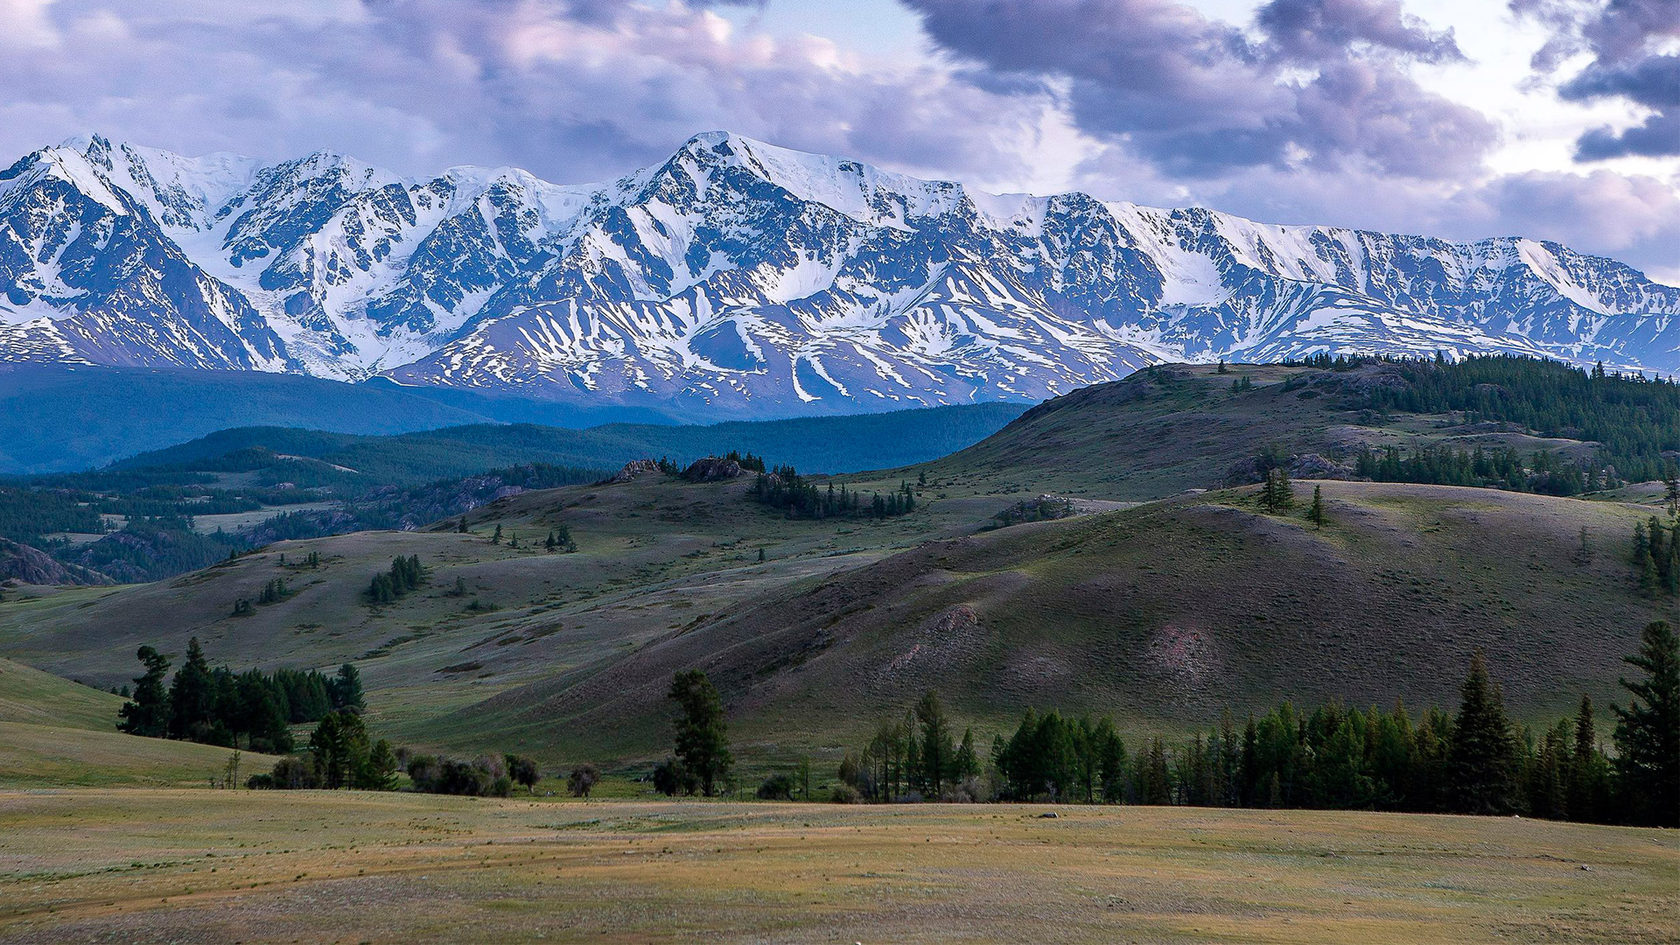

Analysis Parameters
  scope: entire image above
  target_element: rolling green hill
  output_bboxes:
[1,358,1672,773]
[0,656,277,786]
[427,480,1672,761]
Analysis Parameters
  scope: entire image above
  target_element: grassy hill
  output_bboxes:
[905,358,1672,501]
[1,358,1672,770]
[0,656,275,787]
[428,480,1672,762]
[0,657,122,730]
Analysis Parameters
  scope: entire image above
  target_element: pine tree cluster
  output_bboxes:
[1632,517,1680,596]
[1349,354,1680,483]
[544,525,577,553]
[117,637,364,754]
[1355,444,1616,495]
[836,691,982,802]
[1257,468,1294,512]
[367,555,424,604]
[749,465,916,520]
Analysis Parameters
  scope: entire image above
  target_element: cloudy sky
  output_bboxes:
[2,0,1675,279]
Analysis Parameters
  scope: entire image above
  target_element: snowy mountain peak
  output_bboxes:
[0,133,1674,419]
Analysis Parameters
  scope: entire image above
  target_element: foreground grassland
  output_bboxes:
[0,791,1674,944]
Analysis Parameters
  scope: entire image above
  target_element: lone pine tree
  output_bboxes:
[1447,649,1520,815]
[669,669,732,797]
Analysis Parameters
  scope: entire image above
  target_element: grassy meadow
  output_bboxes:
[0,790,1674,944]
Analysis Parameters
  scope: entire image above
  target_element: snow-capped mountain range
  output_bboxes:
[2,131,1675,417]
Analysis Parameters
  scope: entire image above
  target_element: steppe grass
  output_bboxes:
[0,790,1673,943]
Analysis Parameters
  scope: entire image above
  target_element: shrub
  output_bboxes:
[652,757,696,796]
[568,764,600,798]
[269,755,320,789]
[829,783,862,804]
[756,774,795,800]
[940,776,990,803]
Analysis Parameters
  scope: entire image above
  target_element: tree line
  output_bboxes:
[1632,516,1680,597]
[1320,354,1679,484]
[1354,444,1615,496]
[246,708,545,797]
[117,637,363,753]
[749,465,916,520]
[817,623,1676,827]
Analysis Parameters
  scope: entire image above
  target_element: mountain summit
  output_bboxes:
[1,131,1674,417]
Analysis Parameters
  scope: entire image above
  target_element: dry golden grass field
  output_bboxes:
[0,790,1674,944]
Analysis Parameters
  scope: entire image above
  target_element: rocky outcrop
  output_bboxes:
[606,459,663,484]
[0,539,114,586]
[989,495,1077,529]
[680,457,745,482]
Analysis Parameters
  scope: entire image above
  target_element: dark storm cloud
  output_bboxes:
[902,0,1495,177]
[1512,0,1680,159]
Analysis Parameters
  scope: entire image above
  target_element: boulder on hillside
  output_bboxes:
[680,457,745,482]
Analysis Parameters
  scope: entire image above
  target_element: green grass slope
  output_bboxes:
[0,657,122,730]
[2,360,1671,768]
[0,470,957,744]
[440,481,1673,762]
[909,361,1624,501]
[0,656,276,787]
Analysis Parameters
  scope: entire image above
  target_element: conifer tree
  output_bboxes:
[914,690,954,796]
[168,637,214,740]
[1446,649,1520,815]
[1308,485,1325,527]
[669,670,732,797]
[118,646,172,737]
[1633,522,1659,595]
[1096,719,1126,803]
[329,663,365,714]
[1566,695,1607,822]
[954,727,979,782]
[1141,737,1172,805]
[491,524,502,545]
[1612,621,1679,826]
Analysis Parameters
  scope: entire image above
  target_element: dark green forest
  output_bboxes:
[1310,354,1679,483]
[828,624,1678,828]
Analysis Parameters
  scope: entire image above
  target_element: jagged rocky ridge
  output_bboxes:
[1,132,1675,418]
